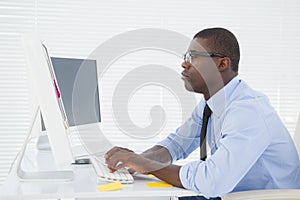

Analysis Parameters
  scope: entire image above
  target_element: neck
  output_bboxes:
[203,74,237,100]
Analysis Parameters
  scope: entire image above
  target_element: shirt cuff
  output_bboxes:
[179,162,191,190]
[179,161,202,192]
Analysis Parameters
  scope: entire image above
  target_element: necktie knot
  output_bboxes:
[203,104,212,118]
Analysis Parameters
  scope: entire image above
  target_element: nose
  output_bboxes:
[181,60,190,69]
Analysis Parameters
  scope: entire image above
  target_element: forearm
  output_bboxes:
[150,164,183,188]
[129,154,183,188]
[140,145,172,164]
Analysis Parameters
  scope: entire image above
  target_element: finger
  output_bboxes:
[119,147,134,153]
[107,161,125,172]
[108,162,125,173]
[106,156,123,170]
[107,156,128,171]
[106,159,117,173]
[105,146,120,157]
[113,161,126,171]
[104,146,121,160]
[108,166,116,173]
[128,168,136,174]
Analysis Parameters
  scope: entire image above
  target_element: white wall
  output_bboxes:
[1,0,300,185]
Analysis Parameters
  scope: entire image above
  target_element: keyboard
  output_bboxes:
[89,156,134,184]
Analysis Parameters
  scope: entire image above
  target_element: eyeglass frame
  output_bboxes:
[183,51,226,63]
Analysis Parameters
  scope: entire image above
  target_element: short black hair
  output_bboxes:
[193,27,240,72]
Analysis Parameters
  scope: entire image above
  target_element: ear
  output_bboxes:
[218,57,231,72]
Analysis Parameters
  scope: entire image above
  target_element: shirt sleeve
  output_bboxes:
[179,100,271,197]
[157,101,205,161]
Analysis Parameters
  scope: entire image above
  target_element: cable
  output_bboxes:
[8,106,40,175]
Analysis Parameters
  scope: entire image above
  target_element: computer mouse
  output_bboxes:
[74,158,90,165]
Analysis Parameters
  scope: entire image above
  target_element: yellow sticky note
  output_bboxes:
[97,182,124,192]
[146,182,173,188]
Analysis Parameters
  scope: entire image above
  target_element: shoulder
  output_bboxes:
[227,79,274,114]
[223,81,274,128]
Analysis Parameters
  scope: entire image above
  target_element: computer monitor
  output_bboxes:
[41,57,101,130]
[37,56,106,158]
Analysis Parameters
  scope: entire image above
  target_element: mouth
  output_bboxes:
[181,72,189,79]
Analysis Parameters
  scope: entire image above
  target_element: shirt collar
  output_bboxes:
[206,76,241,118]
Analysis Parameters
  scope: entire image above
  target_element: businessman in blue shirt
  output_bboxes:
[105,27,300,199]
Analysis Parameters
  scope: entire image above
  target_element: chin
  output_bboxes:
[184,83,195,92]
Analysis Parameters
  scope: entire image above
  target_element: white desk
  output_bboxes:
[0,144,197,200]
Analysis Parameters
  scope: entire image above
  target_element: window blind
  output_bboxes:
[0,0,34,184]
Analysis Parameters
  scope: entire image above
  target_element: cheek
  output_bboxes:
[191,65,205,80]
[189,68,205,87]
[193,70,204,82]
[194,62,219,81]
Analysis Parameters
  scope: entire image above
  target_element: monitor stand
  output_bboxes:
[15,107,74,181]
[36,133,51,151]
[36,130,90,159]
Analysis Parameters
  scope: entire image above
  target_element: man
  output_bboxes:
[105,28,300,199]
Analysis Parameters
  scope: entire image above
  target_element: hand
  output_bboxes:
[104,146,183,188]
[104,146,143,173]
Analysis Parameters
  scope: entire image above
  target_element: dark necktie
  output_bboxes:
[200,104,212,161]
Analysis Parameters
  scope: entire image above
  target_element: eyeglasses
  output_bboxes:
[183,51,226,63]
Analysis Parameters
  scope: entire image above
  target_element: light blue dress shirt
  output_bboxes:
[158,77,300,197]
